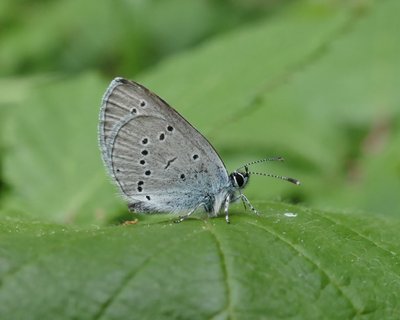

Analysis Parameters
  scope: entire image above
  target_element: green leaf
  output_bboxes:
[1,203,400,319]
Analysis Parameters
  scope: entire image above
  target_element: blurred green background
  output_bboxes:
[1,0,399,225]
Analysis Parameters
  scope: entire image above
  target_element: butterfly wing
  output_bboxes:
[99,78,230,213]
[99,78,169,168]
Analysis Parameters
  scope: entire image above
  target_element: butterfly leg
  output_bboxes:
[240,194,260,216]
[175,202,204,223]
[224,195,231,224]
[229,193,247,211]
[239,190,247,211]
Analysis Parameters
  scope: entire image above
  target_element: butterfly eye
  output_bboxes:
[236,174,244,187]
[140,100,146,107]
[167,125,173,132]
[231,172,248,188]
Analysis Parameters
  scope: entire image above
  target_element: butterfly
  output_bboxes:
[99,78,299,223]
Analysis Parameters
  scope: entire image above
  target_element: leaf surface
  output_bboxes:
[1,203,400,319]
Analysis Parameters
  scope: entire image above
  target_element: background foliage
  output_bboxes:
[1,0,400,318]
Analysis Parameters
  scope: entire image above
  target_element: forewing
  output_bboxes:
[99,78,169,167]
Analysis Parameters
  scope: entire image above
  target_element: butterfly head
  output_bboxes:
[230,157,301,190]
[230,166,250,190]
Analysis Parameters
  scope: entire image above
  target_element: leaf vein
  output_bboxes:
[92,229,207,320]
[244,220,360,317]
[205,223,235,320]
[316,212,400,260]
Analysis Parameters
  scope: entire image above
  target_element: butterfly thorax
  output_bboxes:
[204,170,249,215]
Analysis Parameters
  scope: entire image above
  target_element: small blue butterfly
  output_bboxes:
[99,78,299,223]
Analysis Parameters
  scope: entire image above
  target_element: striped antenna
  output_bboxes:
[248,171,300,185]
[236,157,284,171]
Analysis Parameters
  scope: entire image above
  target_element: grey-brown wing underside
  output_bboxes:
[99,78,169,167]
[98,78,230,213]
